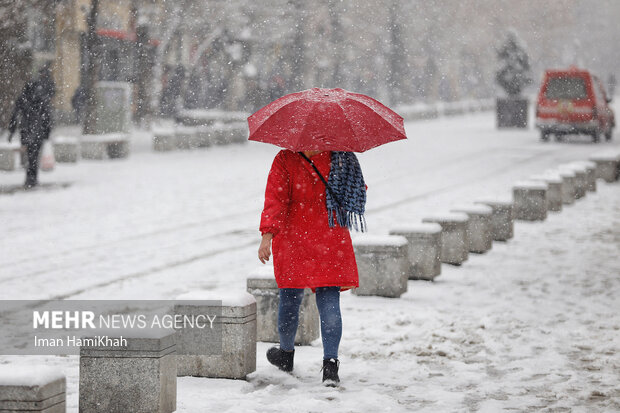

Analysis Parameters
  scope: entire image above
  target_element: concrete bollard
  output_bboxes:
[228,122,249,144]
[211,126,231,145]
[422,213,469,265]
[246,266,319,344]
[575,161,597,192]
[0,366,66,413]
[79,329,176,413]
[450,205,493,253]
[555,169,577,205]
[559,164,587,199]
[352,235,408,297]
[81,134,130,160]
[530,173,563,212]
[389,223,442,280]
[106,139,130,159]
[53,137,79,163]
[175,126,200,150]
[80,140,106,160]
[589,152,620,183]
[0,143,19,171]
[475,199,514,241]
[152,127,177,152]
[175,291,257,379]
[513,181,548,221]
[195,126,213,148]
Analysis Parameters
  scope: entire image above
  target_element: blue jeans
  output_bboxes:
[278,286,342,360]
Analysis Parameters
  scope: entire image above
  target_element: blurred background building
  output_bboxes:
[1,0,619,126]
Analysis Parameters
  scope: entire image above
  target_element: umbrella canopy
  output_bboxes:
[247,88,407,152]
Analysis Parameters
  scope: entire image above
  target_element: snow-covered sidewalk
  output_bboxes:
[176,180,620,413]
[1,174,618,412]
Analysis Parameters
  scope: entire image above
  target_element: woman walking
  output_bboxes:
[258,149,367,386]
[249,88,407,385]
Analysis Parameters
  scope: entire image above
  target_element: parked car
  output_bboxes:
[535,66,615,142]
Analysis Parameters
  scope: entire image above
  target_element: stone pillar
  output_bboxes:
[475,199,514,241]
[246,266,319,344]
[450,205,493,253]
[559,164,587,199]
[389,223,442,280]
[556,169,577,205]
[175,291,257,379]
[0,366,66,413]
[589,152,620,183]
[53,137,80,163]
[513,181,548,221]
[79,329,177,413]
[422,213,469,265]
[530,173,563,212]
[352,235,408,297]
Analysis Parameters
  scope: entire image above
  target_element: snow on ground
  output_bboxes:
[0,110,619,411]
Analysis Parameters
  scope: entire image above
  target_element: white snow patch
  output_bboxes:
[176,291,256,307]
[389,223,442,234]
[0,365,64,386]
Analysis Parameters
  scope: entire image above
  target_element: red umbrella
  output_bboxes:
[247,88,407,152]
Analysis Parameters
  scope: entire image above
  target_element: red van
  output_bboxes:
[535,67,615,142]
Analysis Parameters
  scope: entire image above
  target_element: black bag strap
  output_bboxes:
[298,152,342,207]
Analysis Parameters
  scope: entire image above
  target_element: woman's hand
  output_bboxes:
[258,233,273,264]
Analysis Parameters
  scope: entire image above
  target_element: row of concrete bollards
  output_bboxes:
[1,151,618,413]
[348,151,620,299]
[152,123,248,152]
[0,134,131,171]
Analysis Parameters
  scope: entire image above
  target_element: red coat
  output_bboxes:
[260,150,359,290]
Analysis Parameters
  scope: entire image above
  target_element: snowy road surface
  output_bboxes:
[0,111,619,411]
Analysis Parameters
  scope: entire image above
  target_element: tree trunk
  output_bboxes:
[328,0,343,87]
[290,0,306,92]
[388,1,405,105]
[82,0,100,135]
[134,24,152,124]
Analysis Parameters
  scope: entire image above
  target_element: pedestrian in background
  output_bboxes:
[8,65,56,189]
[71,85,87,125]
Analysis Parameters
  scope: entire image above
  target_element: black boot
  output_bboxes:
[267,347,294,372]
[322,358,340,386]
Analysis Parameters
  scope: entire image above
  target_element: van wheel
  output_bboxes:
[540,131,550,142]
[592,130,601,143]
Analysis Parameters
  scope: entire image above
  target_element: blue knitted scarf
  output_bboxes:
[326,152,367,232]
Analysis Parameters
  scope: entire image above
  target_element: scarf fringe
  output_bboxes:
[326,151,367,232]
[328,207,367,232]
